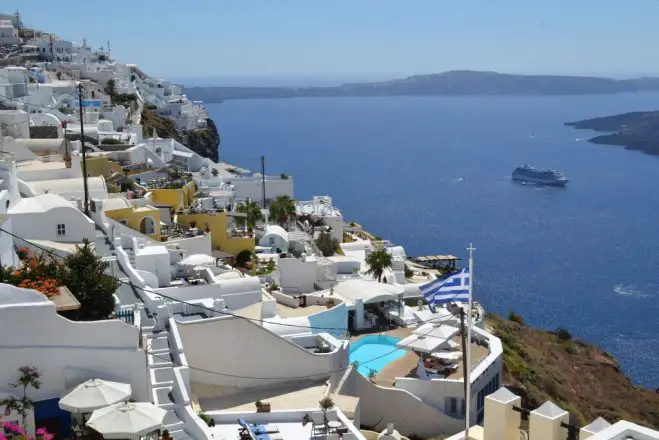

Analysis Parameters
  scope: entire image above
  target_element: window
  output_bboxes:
[57,224,66,236]
[450,398,457,414]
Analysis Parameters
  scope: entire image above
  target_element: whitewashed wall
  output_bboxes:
[177,316,348,390]
[10,207,95,243]
[278,257,317,294]
[0,287,149,402]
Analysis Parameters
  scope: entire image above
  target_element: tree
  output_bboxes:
[315,232,338,257]
[0,366,42,431]
[236,200,263,230]
[61,240,118,321]
[104,78,116,98]
[211,168,219,177]
[236,250,253,268]
[365,246,393,283]
[268,195,296,229]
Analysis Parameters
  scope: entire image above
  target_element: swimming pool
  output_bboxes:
[349,335,405,376]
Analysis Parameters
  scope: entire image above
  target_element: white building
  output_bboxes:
[27,36,74,61]
[259,224,288,252]
[297,195,344,243]
[8,194,96,243]
[0,67,28,101]
[0,20,20,46]
[0,284,149,438]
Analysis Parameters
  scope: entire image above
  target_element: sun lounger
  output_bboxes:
[237,419,280,440]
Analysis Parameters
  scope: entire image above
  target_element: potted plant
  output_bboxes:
[255,400,271,413]
[204,223,210,233]
[319,396,335,429]
[326,298,336,309]
[190,220,197,228]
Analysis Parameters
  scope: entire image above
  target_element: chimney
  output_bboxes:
[580,418,611,440]
[530,401,569,440]
[484,387,522,440]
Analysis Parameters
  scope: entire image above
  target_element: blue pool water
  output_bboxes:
[349,335,405,376]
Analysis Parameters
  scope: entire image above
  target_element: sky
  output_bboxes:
[5,1,659,84]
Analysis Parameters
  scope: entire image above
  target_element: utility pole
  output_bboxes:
[49,34,54,61]
[459,307,469,428]
[77,83,90,216]
[261,155,266,209]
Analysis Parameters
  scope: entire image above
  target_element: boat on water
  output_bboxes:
[512,164,568,186]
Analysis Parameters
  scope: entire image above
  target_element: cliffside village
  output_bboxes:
[0,11,657,440]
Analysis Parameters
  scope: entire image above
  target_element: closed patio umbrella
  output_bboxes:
[59,378,132,413]
[86,402,166,439]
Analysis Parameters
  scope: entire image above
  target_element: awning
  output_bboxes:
[397,334,456,354]
[333,279,404,305]
[413,324,459,340]
[211,250,235,259]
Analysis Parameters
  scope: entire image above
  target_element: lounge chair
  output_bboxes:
[237,418,280,439]
[311,412,328,436]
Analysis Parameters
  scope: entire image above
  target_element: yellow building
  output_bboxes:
[104,205,162,240]
[176,211,254,255]
[149,181,196,211]
[83,156,115,177]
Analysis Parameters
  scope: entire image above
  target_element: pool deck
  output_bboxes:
[351,328,490,387]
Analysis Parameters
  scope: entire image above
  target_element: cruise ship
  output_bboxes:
[512,164,568,186]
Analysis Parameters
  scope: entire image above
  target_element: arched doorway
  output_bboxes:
[139,216,156,235]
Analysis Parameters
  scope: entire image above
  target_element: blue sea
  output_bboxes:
[206,93,659,388]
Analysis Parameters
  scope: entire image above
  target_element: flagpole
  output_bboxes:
[465,243,475,439]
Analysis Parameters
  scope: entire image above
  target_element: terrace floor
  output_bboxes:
[198,380,329,412]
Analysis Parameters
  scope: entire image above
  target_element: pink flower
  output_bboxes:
[35,428,47,436]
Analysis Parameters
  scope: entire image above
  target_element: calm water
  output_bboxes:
[208,93,659,388]
[349,335,405,376]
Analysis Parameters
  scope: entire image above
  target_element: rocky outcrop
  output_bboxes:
[488,313,659,427]
[566,111,659,155]
[184,118,220,163]
[140,109,220,162]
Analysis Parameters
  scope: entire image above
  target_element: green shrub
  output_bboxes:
[508,311,526,325]
[555,327,572,341]
[404,264,414,278]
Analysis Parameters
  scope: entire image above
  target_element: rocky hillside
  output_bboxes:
[488,313,659,428]
[140,108,220,162]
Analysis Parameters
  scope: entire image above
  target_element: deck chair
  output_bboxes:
[311,411,328,436]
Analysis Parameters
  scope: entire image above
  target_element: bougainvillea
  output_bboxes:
[3,249,61,298]
[0,421,53,440]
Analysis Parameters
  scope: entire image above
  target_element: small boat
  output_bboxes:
[512,164,568,186]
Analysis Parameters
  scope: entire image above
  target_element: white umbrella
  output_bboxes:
[59,379,132,413]
[87,402,166,439]
[179,254,214,266]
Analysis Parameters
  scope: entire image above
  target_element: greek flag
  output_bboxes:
[420,269,470,305]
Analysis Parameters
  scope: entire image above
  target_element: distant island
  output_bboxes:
[566,111,659,155]
[184,70,659,102]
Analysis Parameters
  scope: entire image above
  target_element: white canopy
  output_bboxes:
[87,402,166,439]
[59,379,132,413]
[430,351,463,361]
[333,279,404,305]
[179,254,215,266]
[397,334,457,354]
[414,324,460,340]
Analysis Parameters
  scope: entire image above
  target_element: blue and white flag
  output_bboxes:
[420,269,470,305]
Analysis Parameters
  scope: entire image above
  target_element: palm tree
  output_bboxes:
[365,246,393,283]
[236,200,263,230]
[268,194,296,229]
